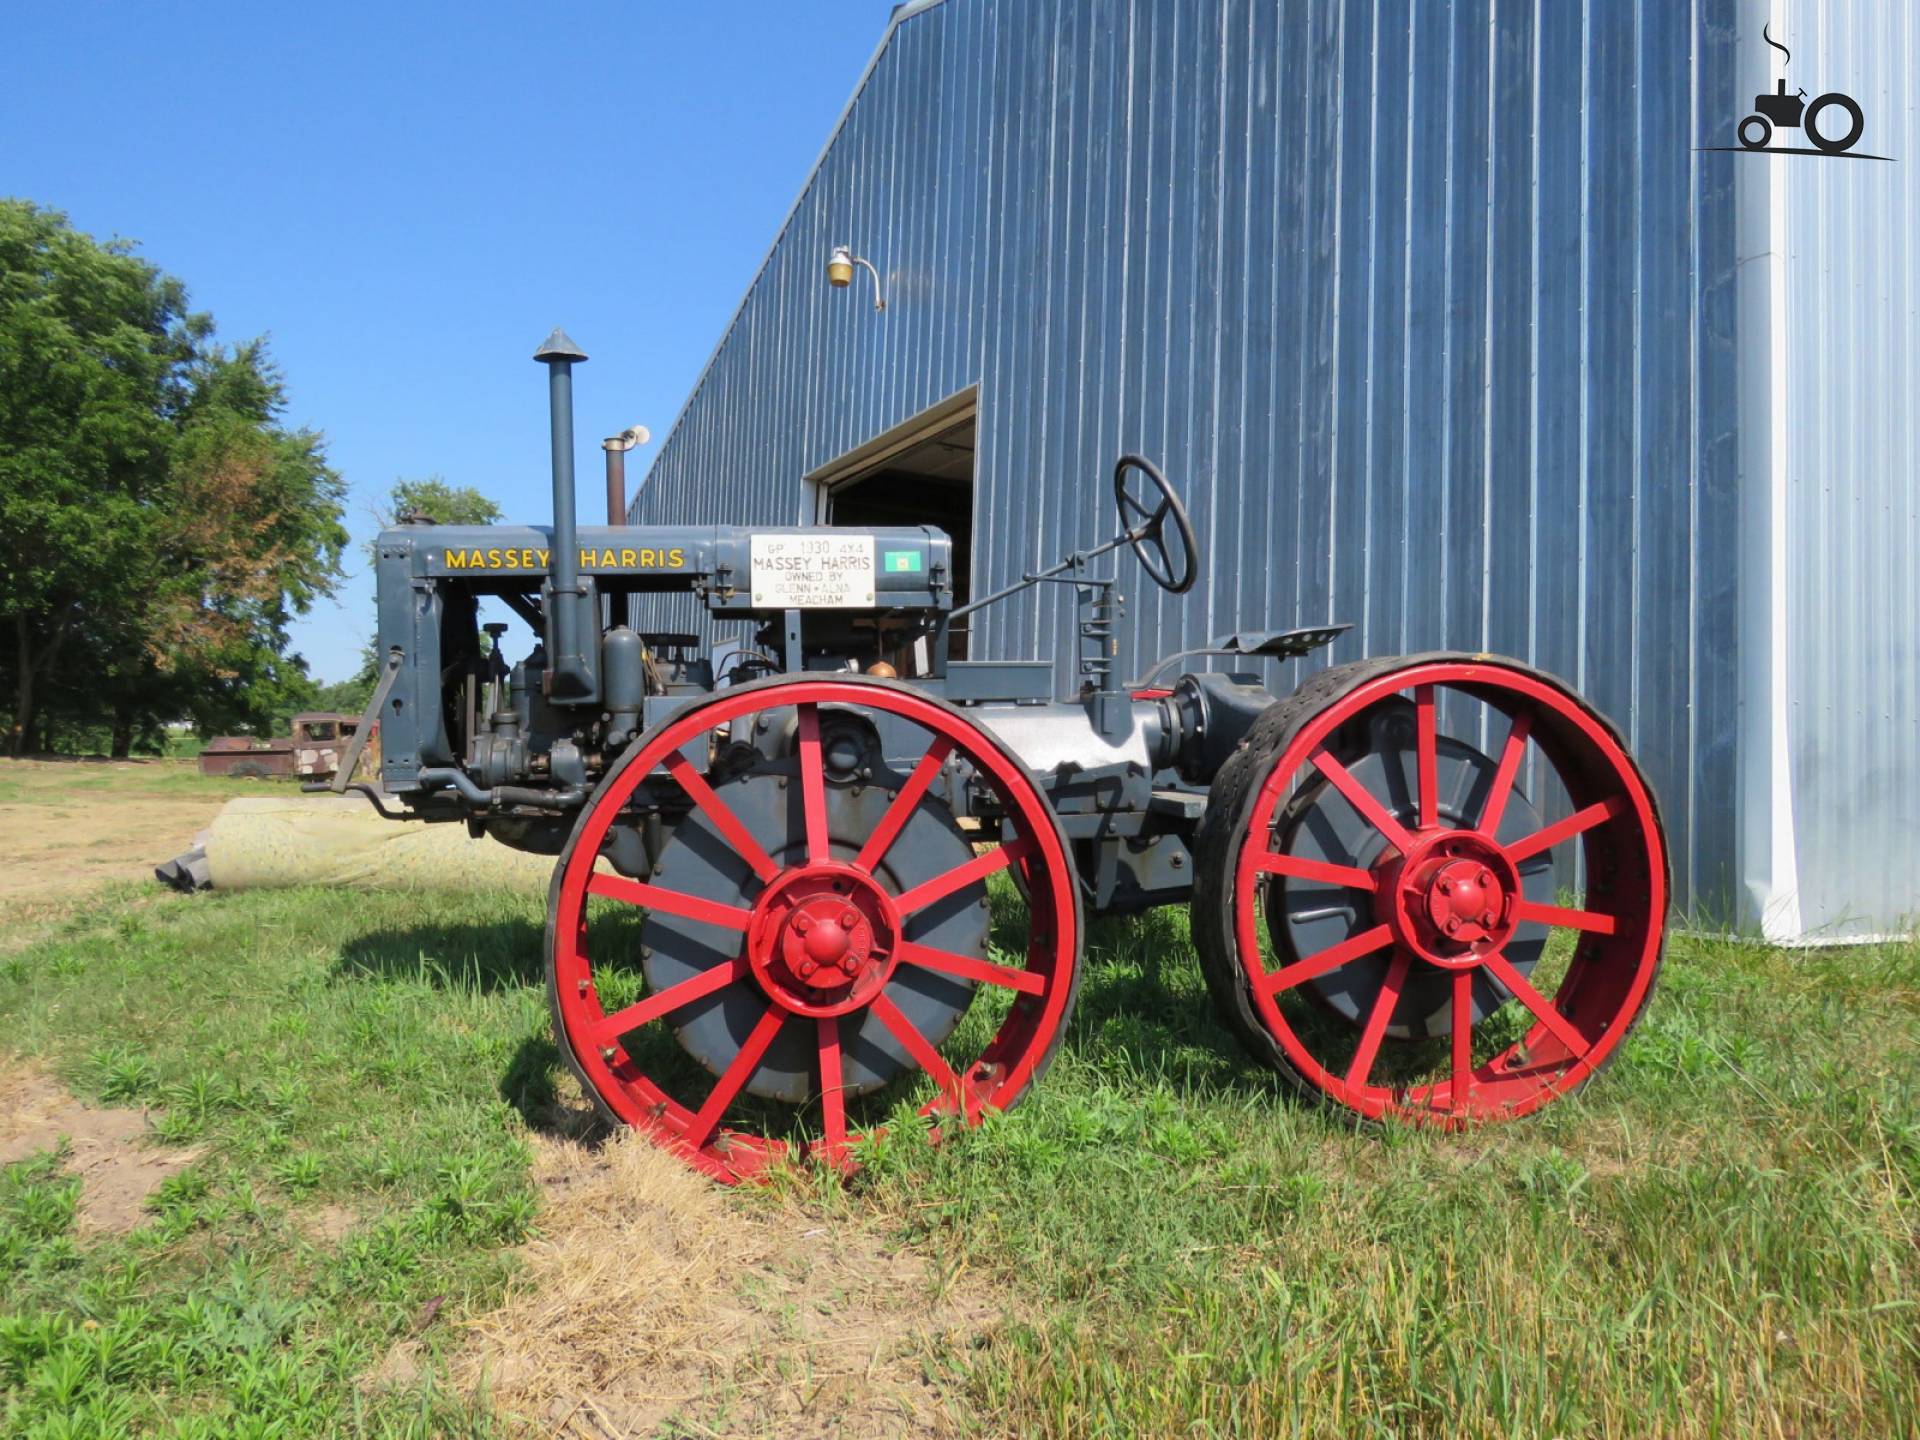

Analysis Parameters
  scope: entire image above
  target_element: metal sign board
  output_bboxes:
[749,533,876,608]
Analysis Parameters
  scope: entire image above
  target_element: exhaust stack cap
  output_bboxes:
[533,328,588,365]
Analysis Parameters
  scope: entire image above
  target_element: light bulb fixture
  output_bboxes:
[826,244,885,311]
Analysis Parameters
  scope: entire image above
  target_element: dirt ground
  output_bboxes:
[0,1064,201,1234]
[0,757,253,924]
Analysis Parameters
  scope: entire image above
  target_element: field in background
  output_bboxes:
[0,759,285,931]
[0,765,1914,1437]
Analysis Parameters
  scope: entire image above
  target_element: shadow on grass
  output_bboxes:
[501,1030,611,1145]
[328,896,1299,1141]
[332,916,547,993]
[330,917,606,1140]
[1059,907,1287,1098]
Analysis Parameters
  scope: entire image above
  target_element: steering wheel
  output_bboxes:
[1112,454,1199,595]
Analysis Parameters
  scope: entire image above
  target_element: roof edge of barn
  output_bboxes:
[633,0,951,504]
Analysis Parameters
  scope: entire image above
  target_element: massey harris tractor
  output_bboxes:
[333,331,1668,1182]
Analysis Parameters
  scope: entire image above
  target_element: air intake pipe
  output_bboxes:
[534,328,599,704]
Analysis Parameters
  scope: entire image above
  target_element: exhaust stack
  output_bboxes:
[534,328,599,703]
[602,424,649,526]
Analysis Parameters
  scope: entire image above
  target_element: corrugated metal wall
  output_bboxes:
[631,0,1743,919]
[1770,0,1920,938]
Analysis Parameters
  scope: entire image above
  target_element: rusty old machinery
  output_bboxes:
[344,331,1668,1182]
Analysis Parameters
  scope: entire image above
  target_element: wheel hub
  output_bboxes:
[746,862,901,1017]
[781,897,873,988]
[1423,859,1501,940]
[1380,830,1521,969]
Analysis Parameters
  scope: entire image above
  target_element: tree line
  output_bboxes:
[0,201,497,758]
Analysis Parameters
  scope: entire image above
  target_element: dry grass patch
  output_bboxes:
[0,758,238,914]
[454,1131,1003,1438]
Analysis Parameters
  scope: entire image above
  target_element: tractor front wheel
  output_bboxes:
[547,675,1082,1182]
[1191,654,1667,1124]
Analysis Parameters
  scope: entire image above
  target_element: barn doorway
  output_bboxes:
[811,393,976,663]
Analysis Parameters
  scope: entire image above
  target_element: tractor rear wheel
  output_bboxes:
[547,674,1082,1182]
[1191,654,1667,1124]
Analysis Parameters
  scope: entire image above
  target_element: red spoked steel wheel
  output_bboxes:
[547,675,1081,1183]
[1191,655,1668,1124]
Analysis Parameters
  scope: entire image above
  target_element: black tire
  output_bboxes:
[1738,113,1772,150]
[1805,92,1864,154]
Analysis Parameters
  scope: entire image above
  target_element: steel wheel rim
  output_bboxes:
[1231,661,1666,1123]
[550,677,1079,1183]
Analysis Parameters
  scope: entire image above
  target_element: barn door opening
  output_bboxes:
[811,393,976,664]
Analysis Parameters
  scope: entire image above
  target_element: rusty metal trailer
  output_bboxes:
[198,713,366,781]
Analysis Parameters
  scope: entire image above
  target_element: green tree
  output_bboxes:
[380,475,501,531]
[0,202,346,755]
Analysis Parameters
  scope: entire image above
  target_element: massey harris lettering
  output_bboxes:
[441,547,687,571]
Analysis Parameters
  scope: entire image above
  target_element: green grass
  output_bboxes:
[0,886,550,1438]
[2,879,1916,1438]
[841,907,1920,1438]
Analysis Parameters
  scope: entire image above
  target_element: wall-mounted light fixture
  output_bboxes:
[826,244,886,311]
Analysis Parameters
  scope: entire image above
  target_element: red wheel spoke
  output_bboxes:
[1451,971,1474,1110]
[591,956,749,1043]
[1345,951,1411,1091]
[1253,851,1378,891]
[686,1004,788,1149]
[663,751,780,883]
[1503,796,1625,863]
[1260,923,1395,994]
[871,991,966,1112]
[816,1015,847,1158]
[1311,750,1415,852]
[1512,899,1617,935]
[897,940,1046,995]
[892,839,1026,917]
[1477,711,1533,835]
[796,702,830,865]
[588,873,752,932]
[1415,684,1439,829]
[1482,950,1591,1058]
[854,736,954,874]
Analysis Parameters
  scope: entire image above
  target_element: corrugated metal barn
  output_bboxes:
[629,0,1919,942]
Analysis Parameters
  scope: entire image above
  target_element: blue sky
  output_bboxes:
[4,2,895,683]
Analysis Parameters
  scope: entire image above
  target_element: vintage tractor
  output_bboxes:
[333,331,1668,1182]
